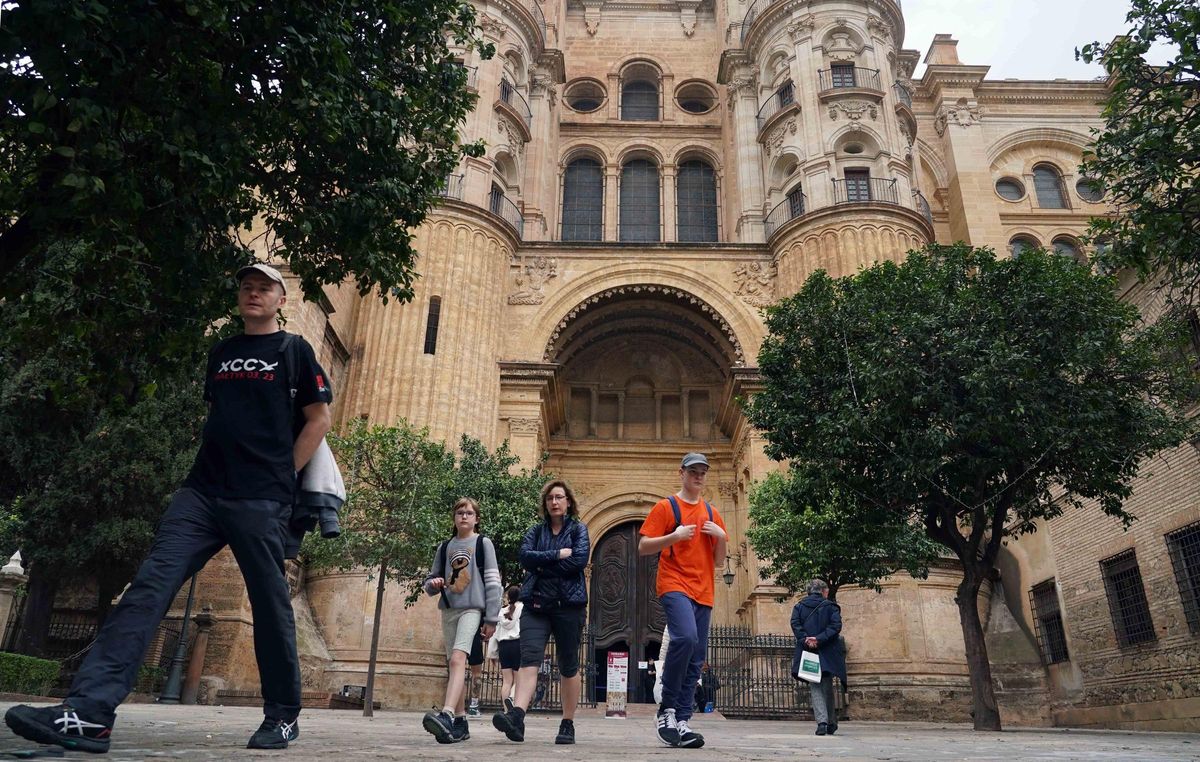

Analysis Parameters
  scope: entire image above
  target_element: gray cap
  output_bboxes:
[681,452,710,469]
[236,263,287,294]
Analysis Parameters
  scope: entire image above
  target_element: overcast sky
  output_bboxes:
[901,0,1173,80]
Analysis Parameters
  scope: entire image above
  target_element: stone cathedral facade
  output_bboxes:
[166,0,1199,731]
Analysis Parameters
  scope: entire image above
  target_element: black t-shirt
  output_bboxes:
[184,331,333,501]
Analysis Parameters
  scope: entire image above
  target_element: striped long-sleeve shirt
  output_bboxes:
[422,534,502,624]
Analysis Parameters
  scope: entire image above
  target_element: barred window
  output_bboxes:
[1033,164,1068,209]
[1100,550,1157,647]
[1166,520,1200,634]
[844,169,871,202]
[619,159,660,242]
[423,296,442,355]
[1029,579,1070,664]
[622,80,659,121]
[561,158,604,241]
[676,160,718,242]
[831,64,856,88]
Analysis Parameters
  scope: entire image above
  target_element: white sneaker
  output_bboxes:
[655,706,680,747]
[677,719,705,748]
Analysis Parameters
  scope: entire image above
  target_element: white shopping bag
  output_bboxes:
[796,650,822,683]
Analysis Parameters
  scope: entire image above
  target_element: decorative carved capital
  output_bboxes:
[508,417,541,435]
[934,98,982,136]
[866,14,892,43]
[786,14,815,42]
[479,14,508,40]
[762,117,797,157]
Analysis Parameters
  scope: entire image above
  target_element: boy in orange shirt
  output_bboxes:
[639,453,727,748]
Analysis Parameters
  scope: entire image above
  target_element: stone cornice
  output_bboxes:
[920,64,991,97]
[717,49,754,85]
[491,0,547,55]
[739,0,905,57]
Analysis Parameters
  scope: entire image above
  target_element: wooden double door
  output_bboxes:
[589,521,665,703]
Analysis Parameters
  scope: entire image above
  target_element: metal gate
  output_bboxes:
[472,628,597,712]
[706,626,843,720]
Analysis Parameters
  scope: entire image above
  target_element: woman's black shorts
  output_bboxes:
[497,638,521,670]
[518,604,586,677]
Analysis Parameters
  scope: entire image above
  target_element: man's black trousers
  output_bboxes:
[68,488,301,725]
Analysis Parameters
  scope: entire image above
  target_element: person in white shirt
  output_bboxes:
[494,585,523,711]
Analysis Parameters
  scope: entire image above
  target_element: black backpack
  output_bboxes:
[665,495,713,557]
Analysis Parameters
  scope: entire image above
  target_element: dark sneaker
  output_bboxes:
[491,706,525,742]
[677,719,704,748]
[815,722,828,736]
[436,715,468,744]
[655,705,679,747]
[827,722,838,735]
[247,716,298,749]
[555,718,575,745]
[422,710,455,743]
[5,703,112,754]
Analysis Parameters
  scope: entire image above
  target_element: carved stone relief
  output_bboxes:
[933,99,982,136]
[763,117,797,157]
[733,261,777,307]
[479,14,508,40]
[826,32,859,62]
[508,255,559,305]
[508,417,542,435]
[866,14,892,43]
[495,115,526,164]
[787,14,816,42]
[530,74,558,109]
[828,100,878,121]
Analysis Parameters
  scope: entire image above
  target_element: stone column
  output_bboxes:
[499,362,561,470]
[661,163,677,243]
[718,54,765,242]
[0,552,27,648]
[604,164,620,241]
[182,606,217,705]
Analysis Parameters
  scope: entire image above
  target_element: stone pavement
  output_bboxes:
[0,703,1197,761]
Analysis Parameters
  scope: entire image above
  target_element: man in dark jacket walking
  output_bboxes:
[791,579,846,736]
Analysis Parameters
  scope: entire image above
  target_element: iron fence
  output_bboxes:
[498,79,533,132]
[707,627,843,720]
[488,187,524,238]
[912,189,933,226]
[470,628,597,712]
[893,81,913,108]
[438,174,465,200]
[528,0,547,47]
[818,67,882,93]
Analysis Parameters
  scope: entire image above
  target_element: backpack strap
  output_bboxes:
[436,540,449,606]
[665,497,715,557]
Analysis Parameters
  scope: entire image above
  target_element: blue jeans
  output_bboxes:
[659,591,712,722]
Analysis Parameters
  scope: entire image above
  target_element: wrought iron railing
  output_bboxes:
[463,65,478,91]
[470,629,596,711]
[893,81,912,108]
[528,0,547,46]
[913,190,932,226]
[706,627,844,720]
[831,177,899,205]
[489,187,524,238]
[438,174,464,200]
[756,80,795,132]
[498,78,532,131]
[764,189,807,238]
[817,67,882,93]
[740,0,788,46]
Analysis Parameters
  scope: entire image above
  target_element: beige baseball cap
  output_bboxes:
[235,263,287,294]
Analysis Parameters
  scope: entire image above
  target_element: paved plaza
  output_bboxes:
[0,703,1195,761]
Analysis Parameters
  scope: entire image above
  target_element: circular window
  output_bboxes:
[1076,177,1104,203]
[1052,237,1081,260]
[675,81,718,114]
[843,143,864,154]
[995,178,1025,201]
[564,79,606,113]
[1009,236,1039,258]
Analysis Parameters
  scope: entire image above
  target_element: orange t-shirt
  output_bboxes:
[640,495,727,607]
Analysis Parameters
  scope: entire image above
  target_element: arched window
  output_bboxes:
[1052,236,1082,261]
[622,80,659,121]
[561,158,604,241]
[1009,235,1039,258]
[1033,164,1068,209]
[619,159,660,242]
[676,160,718,242]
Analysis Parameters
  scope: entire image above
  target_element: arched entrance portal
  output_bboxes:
[589,521,664,703]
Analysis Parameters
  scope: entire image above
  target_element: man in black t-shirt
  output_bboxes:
[5,263,332,754]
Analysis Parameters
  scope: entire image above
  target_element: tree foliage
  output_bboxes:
[1078,0,1200,300]
[747,467,942,602]
[747,243,1195,730]
[0,0,492,388]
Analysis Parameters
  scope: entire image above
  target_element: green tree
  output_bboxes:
[451,436,546,587]
[747,243,1194,731]
[747,467,942,602]
[1,0,492,391]
[1077,0,1200,300]
[303,418,457,716]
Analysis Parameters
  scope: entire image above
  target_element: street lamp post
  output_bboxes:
[157,575,197,704]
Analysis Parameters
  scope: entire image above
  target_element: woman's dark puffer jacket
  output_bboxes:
[518,516,590,607]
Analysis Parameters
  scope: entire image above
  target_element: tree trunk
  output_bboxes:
[955,574,1001,731]
[362,560,388,718]
[16,565,58,658]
